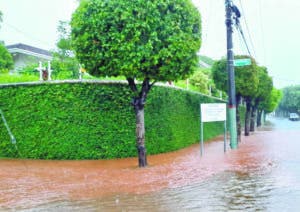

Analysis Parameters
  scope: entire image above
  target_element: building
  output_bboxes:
[6,43,52,72]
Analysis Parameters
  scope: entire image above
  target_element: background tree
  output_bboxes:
[0,11,13,72]
[0,43,14,73]
[190,67,219,96]
[250,66,273,131]
[265,88,282,113]
[189,68,210,94]
[52,21,79,79]
[71,0,201,167]
[212,55,259,138]
[258,88,282,125]
[211,59,227,92]
[278,85,300,116]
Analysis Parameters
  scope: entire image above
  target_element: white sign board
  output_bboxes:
[201,103,227,122]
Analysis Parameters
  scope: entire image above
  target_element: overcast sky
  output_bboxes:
[1,0,300,88]
[195,0,300,89]
[0,0,77,49]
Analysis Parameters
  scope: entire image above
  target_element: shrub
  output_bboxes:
[0,82,224,159]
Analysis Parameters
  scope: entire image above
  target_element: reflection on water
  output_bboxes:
[1,117,300,211]
[92,171,276,211]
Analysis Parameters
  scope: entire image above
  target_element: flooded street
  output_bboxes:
[1,117,300,211]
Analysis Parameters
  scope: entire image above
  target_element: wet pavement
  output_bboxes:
[1,116,300,211]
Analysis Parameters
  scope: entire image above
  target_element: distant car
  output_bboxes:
[289,113,300,121]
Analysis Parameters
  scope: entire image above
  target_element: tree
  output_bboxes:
[71,0,201,167]
[273,89,283,120]
[265,88,282,113]
[0,11,14,72]
[212,55,259,138]
[0,43,14,72]
[234,56,259,136]
[211,59,227,92]
[52,21,79,79]
[258,88,282,125]
[189,67,219,96]
[278,85,300,116]
[189,68,210,94]
[250,66,273,131]
[56,21,73,58]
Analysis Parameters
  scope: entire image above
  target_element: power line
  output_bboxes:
[235,23,252,56]
[202,0,213,43]
[238,0,257,58]
[231,3,253,57]
[258,0,267,65]
[2,22,53,48]
[235,25,249,56]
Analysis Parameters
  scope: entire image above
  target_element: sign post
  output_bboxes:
[200,103,227,156]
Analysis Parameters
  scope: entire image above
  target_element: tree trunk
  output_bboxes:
[127,77,153,168]
[262,111,266,125]
[236,95,242,142]
[257,109,262,127]
[244,98,251,136]
[250,105,256,132]
[250,100,259,132]
[134,103,147,167]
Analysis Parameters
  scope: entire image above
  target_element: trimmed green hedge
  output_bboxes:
[0,81,225,159]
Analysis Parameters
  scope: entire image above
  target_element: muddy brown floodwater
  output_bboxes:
[1,116,300,211]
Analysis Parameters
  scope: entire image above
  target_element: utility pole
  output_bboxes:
[225,0,238,149]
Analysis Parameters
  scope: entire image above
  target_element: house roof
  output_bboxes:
[198,54,214,68]
[199,61,211,68]
[6,43,52,60]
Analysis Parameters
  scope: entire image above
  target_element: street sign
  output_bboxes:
[234,58,251,67]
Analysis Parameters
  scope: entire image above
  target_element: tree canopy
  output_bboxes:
[189,68,210,94]
[234,56,259,99]
[279,85,300,113]
[255,66,273,102]
[260,88,282,113]
[71,0,201,81]
[0,43,14,72]
[212,55,259,98]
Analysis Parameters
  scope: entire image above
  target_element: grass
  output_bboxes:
[0,73,39,83]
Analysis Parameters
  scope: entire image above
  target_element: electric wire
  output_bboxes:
[238,0,257,58]
[258,0,267,65]
[233,19,247,56]
[207,0,214,45]
[230,1,254,58]
[235,24,252,57]
[2,21,53,48]
[234,2,300,86]
[235,2,299,86]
